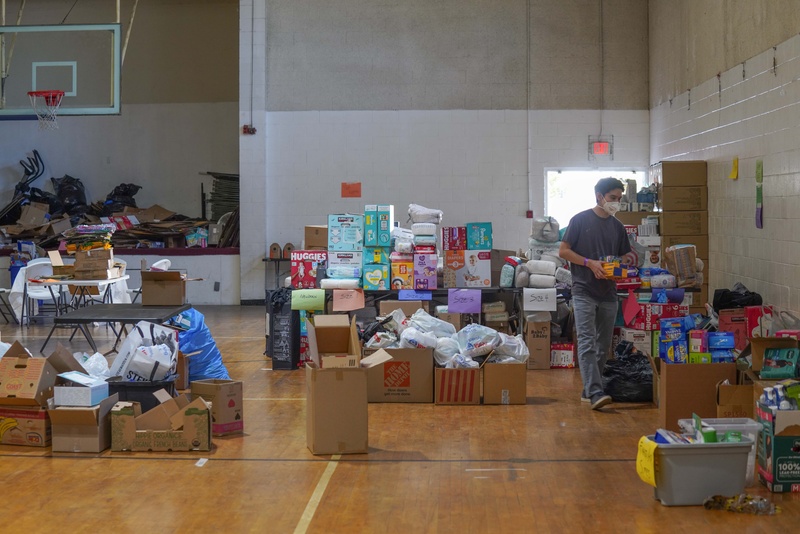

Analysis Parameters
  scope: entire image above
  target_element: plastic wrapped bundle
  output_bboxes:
[555,267,572,285]
[413,234,437,247]
[319,278,361,289]
[411,223,438,236]
[514,264,529,288]
[530,216,560,242]
[526,260,557,276]
[528,274,556,288]
[408,203,443,224]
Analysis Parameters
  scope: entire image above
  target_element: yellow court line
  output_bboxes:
[294,454,341,534]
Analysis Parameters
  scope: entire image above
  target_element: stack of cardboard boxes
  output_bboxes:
[73,248,120,280]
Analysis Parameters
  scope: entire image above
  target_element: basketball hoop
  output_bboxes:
[27,90,65,130]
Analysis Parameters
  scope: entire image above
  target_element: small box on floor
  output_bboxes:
[551,343,575,369]
[483,363,526,405]
[525,321,551,370]
[190,379,244,436]
[47,394,119,453]
[0,405,50,447]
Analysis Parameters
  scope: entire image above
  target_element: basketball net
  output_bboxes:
[28,90,65,130]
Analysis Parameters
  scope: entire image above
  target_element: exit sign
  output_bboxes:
[592,141,611,155]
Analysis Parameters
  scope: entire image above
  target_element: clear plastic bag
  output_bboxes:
[365,331,398,349]
[74,351,110,378]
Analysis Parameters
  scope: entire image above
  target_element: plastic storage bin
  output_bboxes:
[678,417,761,487]
[649,434,752,506]
[107,379,177,412]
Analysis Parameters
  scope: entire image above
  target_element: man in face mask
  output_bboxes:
[558,177,631,410]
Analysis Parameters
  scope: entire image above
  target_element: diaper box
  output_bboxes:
[290,250,327,289]
[362,264,390,290]
[413,254,438,290]
[328,214,364,251]
[327,251,363,266]
[364,247,391,265]
[442,226,467,250]
[466,222,492,250]
[443,250,491,288]
[377,204,394,246]
[364,204,378,247]
[390,261,414,290]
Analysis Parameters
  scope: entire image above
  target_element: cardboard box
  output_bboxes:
[756,401,800,493]
[367,348,434,403]
[443,250,492,288]
[378,300,426,317]
[746,337,799,373]
[306,315,361,369]
[716,381,754,419]
[719,308,748,351]
[304,225,328,250]
[377,205,394,246]
[363,247,390,265]
[175,350,190,390]
[54,371,109,407]
[657,186,708,211]
[0,342,85,407]
[328,251,363,267]
[649,355,661,407]
[660,211,708,236]
[483,363,526,405]
[364,204,378,247]
[658,363,736,431]
[551,343,575,369]
[435,367,481,405]
[141,270,186,306]
[437,312,462,331]
[47,393,119,453]
[615,211,657,227]
[466,222,492,250]
[18,203,49,228]
[442,227,467,250]
[190,379,244,436]
[620,327,653,356]
[490,248,517,287]
[306,362,368,455]
[629,304,690,331]
[327,214,364,251]
[110,394,211,452]
[413,253,438,290]
[362,264,390,290]
[651,160,708,187]
[390,261,414,289]
[290,250,327,289]
[0,405,50,447]
[74,248,114,262]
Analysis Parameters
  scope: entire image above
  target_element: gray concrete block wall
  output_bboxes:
[267,0,649,111]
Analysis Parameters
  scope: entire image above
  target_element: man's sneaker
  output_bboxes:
[580,395,590,403]
[590,394,612,410]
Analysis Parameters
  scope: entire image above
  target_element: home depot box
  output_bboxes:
[660,211,708,236]
[141,271,185,306]
[525,321,551,370]
[378,300,427,317]
[483,363,526,405]
[306,315,361,369]
[0,405,50,447]
[719,308,748,351]
[629,303,690,331]
[657,186,708,211]
[435,367,481,405]
[367,348,434,403]
[290,250,327,289]
[190,379,244,436]
[756,402,800,493]
[304,225,328,250]
[658,363,736,431]
[716,381,754,419]
[0,342,85,407]
[443,250,491,288]
[47,394,119,453]
[110,394,211,452]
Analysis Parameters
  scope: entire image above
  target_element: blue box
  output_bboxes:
[364,205,378,247]
[377,204,394,246]
[659,337,688,363]
[328,214,364,251]
[710,349,736,363]
[708,331,735,349]
[466,222,492,250]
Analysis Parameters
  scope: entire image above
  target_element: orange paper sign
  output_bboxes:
[332,289,365,311]
[341,182,362,198]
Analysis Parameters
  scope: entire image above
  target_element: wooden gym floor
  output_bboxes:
[0,305,797,533]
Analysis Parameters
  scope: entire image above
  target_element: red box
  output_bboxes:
[718,308,747,350]
[441,227,466,250]
[435,368,480,404]
[776,330,800,340]
[550,343,576,369]
[745,305,774,338]
[629,304,690,331]
[290,250,327,289]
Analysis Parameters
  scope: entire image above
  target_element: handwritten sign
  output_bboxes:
[447,289,481,313]
[332,289,365,311]
[291,289,325,311]
[636,435,658,488]
[341,182,362,198]
[398,289,432,301]
[522,288,557,311]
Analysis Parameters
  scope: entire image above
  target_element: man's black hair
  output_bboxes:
[594,177,626,197]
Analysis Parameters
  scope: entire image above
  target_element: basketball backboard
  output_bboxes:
[0,23,121,117]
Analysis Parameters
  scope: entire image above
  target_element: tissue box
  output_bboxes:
[466,222,492,250]
[328,214,364,251]
[413,254,438,290]
[362,264,390,290]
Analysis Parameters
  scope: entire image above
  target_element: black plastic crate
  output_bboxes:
[107,378,177,412]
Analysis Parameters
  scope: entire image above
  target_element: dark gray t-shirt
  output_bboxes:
[562,209,632,301]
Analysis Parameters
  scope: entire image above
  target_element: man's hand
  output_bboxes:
[586,259,607,279]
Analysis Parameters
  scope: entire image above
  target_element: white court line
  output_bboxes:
[294,454,341,534]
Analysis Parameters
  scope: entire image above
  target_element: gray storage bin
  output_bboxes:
[650,434,752,506]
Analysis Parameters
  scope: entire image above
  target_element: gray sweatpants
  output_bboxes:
[572,293,618,399]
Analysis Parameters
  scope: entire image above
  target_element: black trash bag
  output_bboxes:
[102,183,142,216]
[713,282,763,312]
[602,351,653,403]
[51,174,89,216]
[29,187,64,217]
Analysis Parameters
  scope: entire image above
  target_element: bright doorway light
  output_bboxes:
[545,169,647,228]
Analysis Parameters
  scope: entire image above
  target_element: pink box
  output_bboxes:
[413,254,438,290]
[689,330,708,353]
[290,250,327,289]
[629,303,690,331]
[745,305,774,338]
[776,330,800,340]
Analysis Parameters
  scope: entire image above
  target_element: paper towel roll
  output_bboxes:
[525,260,557,276]
[528,274,556,288]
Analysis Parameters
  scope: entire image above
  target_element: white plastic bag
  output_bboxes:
[126,344,174,382]
[493,333,530,363]
[409,309,457,338]
[382,308,409,336]
[365,332,398,349]
[74,351,110,378]
[447,353,480,369]
[434,336,461,366]
[0,341,12,359]
[399,327,438,350]
[408,203,443,224]
[108,321,179,380]
[456,323,500,358]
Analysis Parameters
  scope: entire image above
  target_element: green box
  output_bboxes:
[688,353,712,364]
[756,401,800,492]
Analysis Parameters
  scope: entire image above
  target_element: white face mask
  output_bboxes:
[602,201,621,216]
